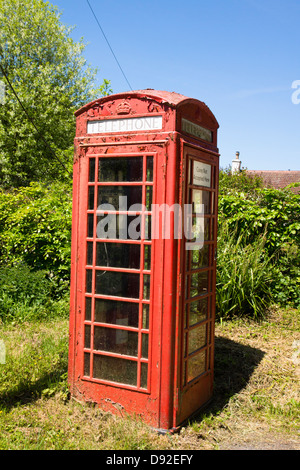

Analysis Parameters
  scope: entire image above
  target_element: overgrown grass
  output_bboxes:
[0,265,69,324]
[0,307,299,450]
[0,320,69,408]
[216,223,273,320]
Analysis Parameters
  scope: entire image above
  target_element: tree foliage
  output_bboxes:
[0,0,112,187]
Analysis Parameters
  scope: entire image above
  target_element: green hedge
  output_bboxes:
[0,182,72,322]
[218,169,300,315]
[0,181,72,285]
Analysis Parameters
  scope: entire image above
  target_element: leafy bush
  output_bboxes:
[0,181,72,322]
[270,242,300,307]
[219,186,300,254]
[216,222,273,319]
[218,169,300,313]
[0,264,69,323]
[0,181,72,289]
[219,166,264,197]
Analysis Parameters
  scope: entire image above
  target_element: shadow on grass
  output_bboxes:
[1,336,264,421]
[192,336,265,422]
[0,358,68,410]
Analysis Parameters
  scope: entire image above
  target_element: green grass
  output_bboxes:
[216,223,273,320]
[0,307,299,450]
[0,320,69,408]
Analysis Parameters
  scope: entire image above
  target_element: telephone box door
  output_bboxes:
[69,146,170,427]
[176,145,218,425]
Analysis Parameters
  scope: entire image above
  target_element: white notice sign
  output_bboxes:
[193,161,211,187]
[87,116,163,134]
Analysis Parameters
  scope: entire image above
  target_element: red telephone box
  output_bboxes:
[68,89,219,431]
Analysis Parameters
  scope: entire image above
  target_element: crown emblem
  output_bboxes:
[116,100,131,115]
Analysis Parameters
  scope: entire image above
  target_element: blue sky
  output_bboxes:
[53,0,299,170]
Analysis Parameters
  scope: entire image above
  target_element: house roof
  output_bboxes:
[246,170,300,193]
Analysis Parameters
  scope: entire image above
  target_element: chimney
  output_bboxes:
[232,151,241,174]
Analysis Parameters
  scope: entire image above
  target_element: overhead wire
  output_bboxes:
[86,0,133,91]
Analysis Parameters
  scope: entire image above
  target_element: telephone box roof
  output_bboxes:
[75,89,219,127]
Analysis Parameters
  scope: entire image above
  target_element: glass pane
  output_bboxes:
[89,158,95,182]
[87,214,94,238]
[84,353,90,376]
[204,218,211,241]
[84,325,91,349]
[146,156,153,181]
[186,218,211,244]
[190,271,209,297]
[98,157,143,182]
[184,332,187,357]
[93,355,137,386]
[86,270,92,293]
[142,304,149,329]
[85,297,92,321]
[96,214,142,241]
[94,326,138,357]
[191,245,210,269]
[96,242,140,269]
[87,242,93,265]
[185,274,189,300]
[141,363,148,389]
[127,214,141,241]
[144,215,152,240]
[95,271,140,299]
[145,186,153,211]
[189,297,208,326]
[186,216,205,244]
[143,274,150,300]
[188,324,207,354]
[187,350,206,383]
[142,334,149,359]
[88,186,95,210]
[212,166,216,188]
[94,299,139,328]
[188,159,193,184]
[144,245,151,270]
[98,185,143,209]
[192,190,211,215]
